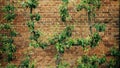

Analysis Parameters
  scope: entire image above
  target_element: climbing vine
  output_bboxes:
[0,0,118,68]
[0,1,17,62]
[59,0,70,22]
[77,55,106,68]
[22,0,42,48]
[76,0,101,34]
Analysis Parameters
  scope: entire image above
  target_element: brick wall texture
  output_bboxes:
[0,0,119,68]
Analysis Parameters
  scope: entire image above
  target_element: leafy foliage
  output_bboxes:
[76,0,102,35]
[6,63,17,68]
[0,23,11,30]
[65,38,76,48]
[19,56,35,68]
[62,0,69,4]
[30,30,40,41]
[49,26,74,53]
[59,0,70,22]
[90,32,101,47]
[30,13,41,21]
[2,4,15,12]
[0,3,17,62]
[2,43,16,61]
[110,47,120,57]
[76,0,101,12]
[22,0,38,8]
[77,55,106,68]
[57,62,69,68]
[23,0,42,49]
[4,13,16,21]
[49,26,74,45]
[77,38,89,48]
[2,4,16,21]
[10,30,18,37]
[93,23,106,32]
[55,43,65,53]
[107,59,117,68]
[27,21,35,31]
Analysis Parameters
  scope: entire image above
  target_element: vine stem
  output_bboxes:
[30,7,33,20]
[56,52,62,68]
[88,12,92,35]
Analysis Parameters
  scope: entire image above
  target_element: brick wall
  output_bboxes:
[0,0,119,67]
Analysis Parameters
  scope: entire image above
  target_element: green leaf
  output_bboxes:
[90,33,101,47]
[4,13,16,21]
[35,14,41,21]
[94,23,106,32]
[59,4,69,22]
[55,43,64,53]
[24,0,38,8]
[19,56,30,68]
[27,21,34,31]
[6,63,17,68]
[10,30,18,37]
[2,4,15,13]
